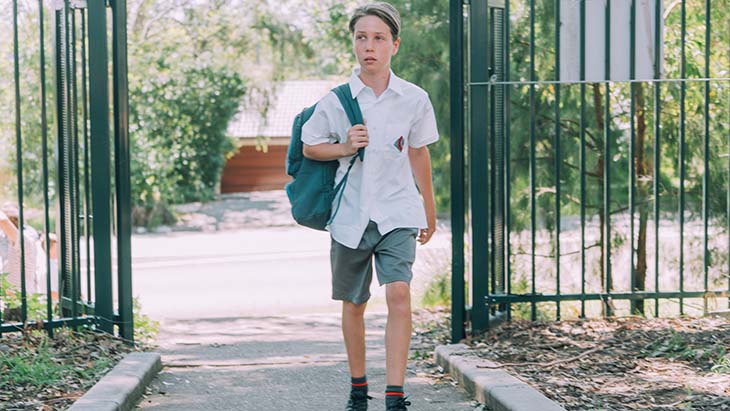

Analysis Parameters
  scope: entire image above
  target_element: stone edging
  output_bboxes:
[67,352,162,411]
[435,344,566,411]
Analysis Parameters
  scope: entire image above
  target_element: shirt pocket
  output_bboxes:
[384,123,410,156]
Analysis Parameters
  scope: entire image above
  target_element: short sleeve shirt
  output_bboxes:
[301,68,439,249]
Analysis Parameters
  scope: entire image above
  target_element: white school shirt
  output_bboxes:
[301,68,439,249]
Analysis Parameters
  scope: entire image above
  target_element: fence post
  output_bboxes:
[470,0,490,333]
[112,0,134,342]
[88,0,114,333]
[450,0,466,343]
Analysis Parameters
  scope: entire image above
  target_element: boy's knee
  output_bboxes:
[385,281,411,310]
[343,300,367,317]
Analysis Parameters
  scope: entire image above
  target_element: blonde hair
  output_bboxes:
[349,2,401,41]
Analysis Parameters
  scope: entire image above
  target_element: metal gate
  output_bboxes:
[451,0,730,341]
[1,0,132,340]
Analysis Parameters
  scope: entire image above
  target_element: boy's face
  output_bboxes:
[352,15,400,75]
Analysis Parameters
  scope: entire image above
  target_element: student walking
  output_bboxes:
[301,3,439,410]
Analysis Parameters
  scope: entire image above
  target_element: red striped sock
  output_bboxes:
[351,376,368,394]
[385,385,404,397]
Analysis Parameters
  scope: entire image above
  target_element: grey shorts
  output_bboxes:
[330,221,418,305]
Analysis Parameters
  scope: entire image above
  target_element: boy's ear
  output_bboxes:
[392,37,400,56]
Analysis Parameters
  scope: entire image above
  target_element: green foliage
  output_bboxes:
[129,66,245,223]
[510,277,555,321]
[421,270,451,308]
[0,6,56,209]
[0,274,47,323]
[645,329,728,372]
[0,338,70,387]
[711,353,730,374]
[133,297,159,344]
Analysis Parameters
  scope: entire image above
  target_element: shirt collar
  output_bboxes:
[349,67,405,99]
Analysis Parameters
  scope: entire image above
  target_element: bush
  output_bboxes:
[129,65,246,226]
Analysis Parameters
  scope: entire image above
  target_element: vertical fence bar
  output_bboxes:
[12,0,28,325]
[69,3,80,319]
[488,7,497,303]
[579,0,586,318]
[450,0,466,342]
[702,0,711,315]
[113,0,134,341]
[678,0,686,316]
[554,0,562,320]
[604,0,612,317]
[653,0,662,317]
[529,0,537,321]
[470,0,490,332]
[491,6,505,302]
[55,0,69,318]
[88,0,114,333]
[629,0,637,314]
[504,0,512,322]
[39,0,54,335]
[81,8,92,303]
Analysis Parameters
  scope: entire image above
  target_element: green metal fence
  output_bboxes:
[1,0,132,341]
[451,0,730,341]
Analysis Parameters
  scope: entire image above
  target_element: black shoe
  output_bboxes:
[346,392,372,411]
[386,396,411,411]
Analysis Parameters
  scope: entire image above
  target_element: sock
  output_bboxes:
[385,385,404,405]
[351,375,368,396]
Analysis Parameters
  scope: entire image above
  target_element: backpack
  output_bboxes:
[285,84,364,231]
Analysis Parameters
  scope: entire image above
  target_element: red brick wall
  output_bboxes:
[220,145,290,192]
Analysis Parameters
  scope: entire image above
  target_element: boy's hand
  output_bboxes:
[418,225,436,245]
[344,124,369,156]
[418,210,437,245]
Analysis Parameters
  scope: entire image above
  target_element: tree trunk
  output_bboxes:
[633,83,651,315]
[592,84,613,316]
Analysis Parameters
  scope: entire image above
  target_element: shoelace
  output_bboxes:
[346,393,372,411]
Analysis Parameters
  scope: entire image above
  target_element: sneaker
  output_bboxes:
[386,396,411,411]
[346,392,372,411]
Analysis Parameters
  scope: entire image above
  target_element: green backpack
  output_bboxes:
[285,84,364,231]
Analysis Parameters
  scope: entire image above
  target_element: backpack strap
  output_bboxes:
[332,84,365,161]
[326,84,365,226]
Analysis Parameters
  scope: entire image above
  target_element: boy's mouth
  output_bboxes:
[364,57,377,63]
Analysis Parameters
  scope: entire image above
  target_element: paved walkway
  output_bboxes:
[132,192,480,410]
[136,313,481,410]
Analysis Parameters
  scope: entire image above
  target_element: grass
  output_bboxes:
[0,340,70,387]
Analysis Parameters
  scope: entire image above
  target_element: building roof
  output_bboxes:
[227,80,340,139]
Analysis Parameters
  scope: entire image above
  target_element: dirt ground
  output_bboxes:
[454,315,730,410]
[0,329,136,411]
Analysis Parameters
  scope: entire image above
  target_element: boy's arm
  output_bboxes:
[408,145,436,245]
[303,124,369,161]
[302,142,349,161]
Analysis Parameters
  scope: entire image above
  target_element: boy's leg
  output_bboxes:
[342,300,368,378]
[384,281,412,386]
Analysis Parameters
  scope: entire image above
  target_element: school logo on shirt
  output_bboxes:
[393,136,405,152]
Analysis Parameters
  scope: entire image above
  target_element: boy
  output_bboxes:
[301,3,438,410]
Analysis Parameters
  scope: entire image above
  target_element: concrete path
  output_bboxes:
[136,313,480,410]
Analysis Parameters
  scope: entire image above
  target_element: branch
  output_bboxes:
[477,347,603,368]
[512,242,602,259]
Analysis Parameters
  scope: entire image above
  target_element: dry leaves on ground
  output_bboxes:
[459,316,730,411]
[0,329,136,411]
